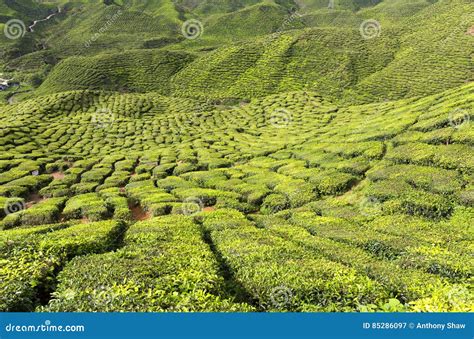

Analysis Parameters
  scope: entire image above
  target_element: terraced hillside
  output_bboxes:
[1,0,472,104]
[1,81,472,312]
[0,0,473,313]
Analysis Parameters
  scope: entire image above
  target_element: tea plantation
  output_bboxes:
[0,0,472,312]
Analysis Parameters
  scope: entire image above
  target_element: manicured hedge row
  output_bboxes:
[385,191,454,219]
[44,216,252,312]
[0,71,472,313]
[365,181,454,219]
[62,193,111,221]
[290,212,412,259]
[290,212,471,281]
[200,209,389,311]
[126,180,178,216]
[0,220,126,311]
[1,197,67,229]
[0,222,70,258]
[0,169,31,185]
[5,174,53,196]
[367,164,463,195]
[267,215,472,309]
[37,220,127,258]
[0,185,30,198]
[172,187,240,206]
[0,197,24,218]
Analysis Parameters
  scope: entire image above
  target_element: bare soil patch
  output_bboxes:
[51,171,65,180]
[129,202,151,221]
[25,193,46,208]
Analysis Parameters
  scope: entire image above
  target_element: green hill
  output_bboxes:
[0,80,472,311]
[5,0,468,104]
[36,49,195,94]
[0,0,472,313]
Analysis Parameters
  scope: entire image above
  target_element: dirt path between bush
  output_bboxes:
[128,202,151,221]
[25,193,45,208]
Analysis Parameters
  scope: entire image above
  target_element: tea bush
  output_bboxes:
[62,193,111,221]
[0,220,125,311]
[2,197,67,229]
[44,216,252,312]
[0,58,471,312]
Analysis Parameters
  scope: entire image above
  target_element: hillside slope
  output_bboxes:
[7,0,469,105]
[37,49,195,94]
[0,0,472,314]
[0,81,472,311]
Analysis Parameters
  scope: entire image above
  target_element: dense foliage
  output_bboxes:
[0,0,472,313]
